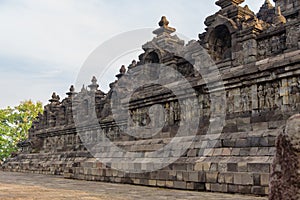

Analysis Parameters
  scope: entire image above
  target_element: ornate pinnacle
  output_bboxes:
[159,16,169,27]
[119,65,126,74]
[70,85,75,92]
[116,65,126,79]
[81,85,86,92]
[51,92,57,99]
[216,0,245,9]
[153,16,176,36]
[264,0,274,9]
[128,60,137,69]
[49,92,60,103]
[273,6,286,25]
[66,85,77,97]
[88,76,99,92]
[91,76,97,84]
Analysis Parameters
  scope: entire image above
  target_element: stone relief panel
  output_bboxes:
[221,80,297,114]
[129,101,181,129]
[243,39,257,64]
[286,24,300,49]
[240,86,252,112]
[254,78,300,111]
[288,77,300,107]
[257,32,286,60]
[46,134,83,153]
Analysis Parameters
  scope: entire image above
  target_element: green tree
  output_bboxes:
[0,100,43,161]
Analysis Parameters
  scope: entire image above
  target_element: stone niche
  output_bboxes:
[144,51,160,64]
[208,24,232,62]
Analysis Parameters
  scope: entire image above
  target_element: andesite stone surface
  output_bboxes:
[2,0,300,197]
[269,114,300,200]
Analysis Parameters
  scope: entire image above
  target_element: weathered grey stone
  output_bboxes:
[2,0,300,197]
[270,114,300,200]
[234,173,254,185]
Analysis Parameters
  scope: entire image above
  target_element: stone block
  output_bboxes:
[176,171,183,181]
[188,172,199,182]
[133,178,140,184]
[206,172,218,183]
[173,181,186,189]
[248,163,270,173]
[234,173,254,185]
[186,182,195,190]
[165,181,173,188]
[248,137,261,146]
[238,185,252,194]
[222,139,236,147]
[157,180,166,187]
[231,148,240,156]
[187,149,197,157]
[172,163,186,171]
[157,171,169,180]
[218,173,233,184]
[205,183,211,191]
[235,139,249,148]
[203,149,214,156]
[240,148,250,156]
[218,163,227,172]
[149,179,157,186]
[252,122,268,131]
[228,184,239,193]
[259,137,269,147]
[260,173,270,186]
[194,162,211,171]
[212,148,222,156]
[227,163,238,172]
[253,174,261,186]
[209,163,218,171]
[210,183,228,193]
[257,147,270,156]
[237,162,248,172]
[221,148,232,156]
[250,147,259,155]
[252,186,268,195]
[139,179,148,185]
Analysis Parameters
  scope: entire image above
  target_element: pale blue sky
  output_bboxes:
[0,0,269,108]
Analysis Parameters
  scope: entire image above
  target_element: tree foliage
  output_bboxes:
[0,100,43,161]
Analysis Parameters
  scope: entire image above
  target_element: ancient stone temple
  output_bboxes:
[2,0,300,197]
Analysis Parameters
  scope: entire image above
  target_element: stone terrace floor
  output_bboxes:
[0,171,268,200]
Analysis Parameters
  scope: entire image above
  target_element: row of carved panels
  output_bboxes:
[31,76,300,132]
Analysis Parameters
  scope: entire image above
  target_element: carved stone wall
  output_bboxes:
[2,0,300,197]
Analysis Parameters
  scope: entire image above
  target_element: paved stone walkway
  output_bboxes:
[0,171,267,200]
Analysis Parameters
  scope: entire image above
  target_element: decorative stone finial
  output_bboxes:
[153,16,176,36]
[159,16,169,27]
[49,92,60,103]
[128,60,137,70]
[52,92,57,99]
[88,76,99,92]
[81,85,87,93]
[70,85,75,92]
[66,85,77,97]
[91,76,97,84]
[216,0,245,9]
[264,0,274,9]
[257,0,275,24]
[116,65,126,79]
[119,65,126,74]
[273,6,286,25]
